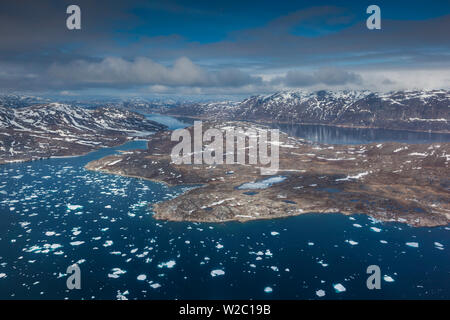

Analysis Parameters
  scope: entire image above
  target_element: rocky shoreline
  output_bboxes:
[84,121,450,227]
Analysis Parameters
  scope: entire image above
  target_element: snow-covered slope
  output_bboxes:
[1,103,165,134]
[164,90,450,132]
[0,103,166,164]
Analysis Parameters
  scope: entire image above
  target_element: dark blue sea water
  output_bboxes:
[0,115,448,299]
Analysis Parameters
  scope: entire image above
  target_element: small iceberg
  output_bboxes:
[67,204,83,211]
[137,274,147,281]
[264,287,273,293]
[210,269,225,277]
[434,242,444,250]
[158,260,176,269]
[315,289,325,297]
[406,242,419,248]
[333,283,346,293]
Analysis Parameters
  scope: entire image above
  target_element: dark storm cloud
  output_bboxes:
[271,67,362,87]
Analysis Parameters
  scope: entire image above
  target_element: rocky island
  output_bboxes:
[85,121,450,227]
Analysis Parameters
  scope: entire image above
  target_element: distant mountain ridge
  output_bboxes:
[163,90,450,132]
[0,94,52,108]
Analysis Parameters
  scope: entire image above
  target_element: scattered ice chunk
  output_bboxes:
[406,242,419,248]
[137,274,147,281]
[108,268,126,279]
[210,269,225,277]
[158,260,176,269]
[70,241,84,246]
[103,240,113,247]
[67,204,83,211]
[315,289,325,297]
[333,283,346,293]
[433,242,444,250]
[264,287,273,293]
[383,275,395,282]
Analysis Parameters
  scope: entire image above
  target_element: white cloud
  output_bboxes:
[48,56,262,88]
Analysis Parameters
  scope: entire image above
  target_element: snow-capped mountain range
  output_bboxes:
[0,103,166,164]
[163,90,450,132]
[0,103,164,134]
[0,94,52,108]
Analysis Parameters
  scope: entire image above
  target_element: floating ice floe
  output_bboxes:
[270,231,280,236]
[333,283,346,293]
[116,290,129,300]
[103,240,113,247]
[370,227,382,233]
[137,274,147,281]
[70,241,84,246]
[315,289,325,297]
[317,260,328,267]
[264,287,273,293]
[346,240,358,246]
[0,273,6,279]
[383,275,395,282]
[108,268,126,279]
[26,243,62,253]
[434,242,444,250]
[150,283,161,289]
[158,260,176,269]
[67,204,83,211]
[406,242,419,248]
[210,269,225,277]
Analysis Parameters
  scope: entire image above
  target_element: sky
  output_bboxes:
[0,0,449,99]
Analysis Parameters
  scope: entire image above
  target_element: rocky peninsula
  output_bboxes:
[85,121,450,227]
